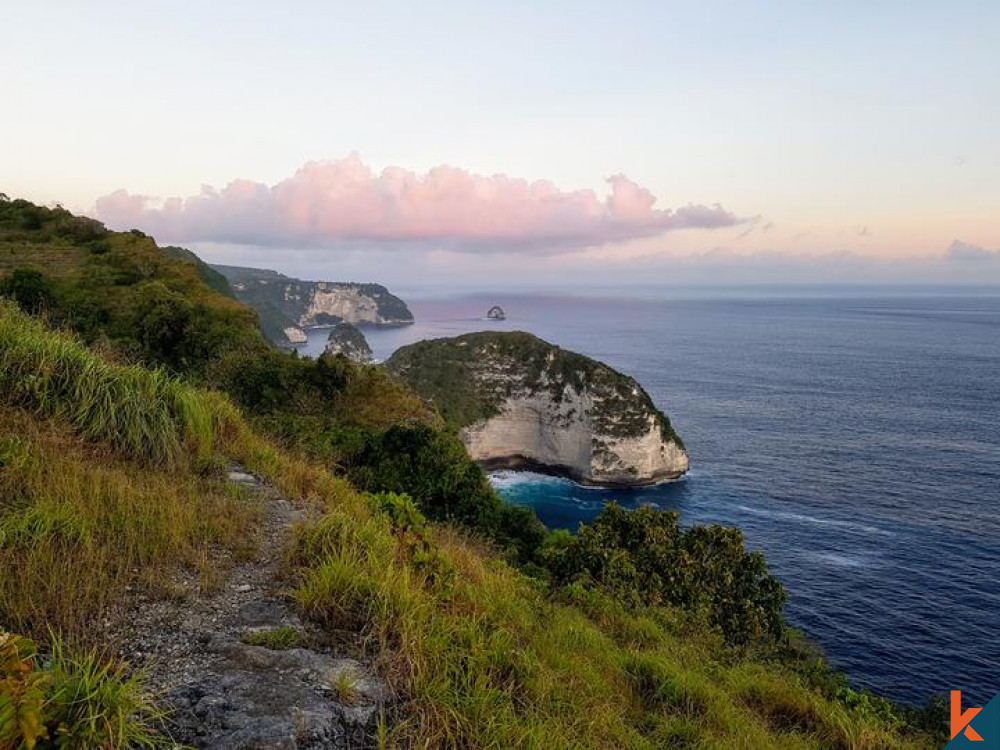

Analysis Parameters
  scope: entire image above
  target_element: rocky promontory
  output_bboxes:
[212,264,413,347]
[323,322,374,363]
[386,331,688,486]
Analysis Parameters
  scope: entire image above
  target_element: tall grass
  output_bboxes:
[0,409,260,643]
[0,301,233,464]
[0,306,260,748]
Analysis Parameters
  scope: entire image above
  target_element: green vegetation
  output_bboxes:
[288,488,936,748]
[1,632,165,749]
[0,269,54,315]
[324,321,373,362]
[241,626,305,650]
[0,196,262,374]
[0,305,220,464]
[0,303,259,643]
[543,503,785,645]
[0,199,942,748]
[386,330,684,446]
[330,669,359,704]
[160,246,236,299]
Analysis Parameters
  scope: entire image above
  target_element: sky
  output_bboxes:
[3,1,998,286]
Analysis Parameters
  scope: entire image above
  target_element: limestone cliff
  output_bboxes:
[386,331,688,486]
[323,322,373,363]
[212,264,413,346]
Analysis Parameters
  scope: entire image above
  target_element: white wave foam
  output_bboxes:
[812,551,868,568]
[488,470,571,490]
[736,505,894,537]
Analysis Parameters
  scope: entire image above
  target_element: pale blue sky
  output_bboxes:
[3,1,998,284]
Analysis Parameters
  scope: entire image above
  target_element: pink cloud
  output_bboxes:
[95,154,743,253]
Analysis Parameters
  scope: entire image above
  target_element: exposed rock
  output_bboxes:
[113,465,390,749]
[212,264,413,347]
[283,326,308,345]
[227,469,258,485]
[386,332,688,486]
[323,322,373,363]
[486,305,506,321]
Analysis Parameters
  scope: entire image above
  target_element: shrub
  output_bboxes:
[132,282,194,369]
[345,423,547,562]
[0,269,55,315]
[0,632,47,748]
[543,503,786,645]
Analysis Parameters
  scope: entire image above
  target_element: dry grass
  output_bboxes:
[0,408,261,644]
[0,242,83,279]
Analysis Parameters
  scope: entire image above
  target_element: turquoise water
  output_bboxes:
[300,289,1000,705]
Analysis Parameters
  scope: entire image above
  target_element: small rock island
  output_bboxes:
[486,305,506,321]
[323,321,374,363]
[386,331,688,486]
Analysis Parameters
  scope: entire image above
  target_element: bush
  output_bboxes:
[0,269,55,315]
[344,423,547,562]
[133,282,194,369]
[543,503,786,645]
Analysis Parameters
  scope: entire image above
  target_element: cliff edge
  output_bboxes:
[212,264,413,346]
[386,331,688,486]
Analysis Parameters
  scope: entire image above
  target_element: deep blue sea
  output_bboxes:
[298,288,1000,706]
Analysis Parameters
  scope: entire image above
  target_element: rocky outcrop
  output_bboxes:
[212,264,413,346]
[386,332,688,487]
[486,305,506,320]
[283,326,308,345]
[324,322,373,363]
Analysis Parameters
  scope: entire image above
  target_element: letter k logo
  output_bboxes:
[953,690,984,741]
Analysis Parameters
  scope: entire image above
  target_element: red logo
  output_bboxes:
[953,690,984,741]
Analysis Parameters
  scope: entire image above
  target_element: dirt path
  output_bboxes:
[117,466,389,749]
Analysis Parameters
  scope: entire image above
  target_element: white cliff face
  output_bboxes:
[300,286,384,326]
[387,331,689,487]
[283,326,307,345]
[460,385,688,486]
[211,266,414,347]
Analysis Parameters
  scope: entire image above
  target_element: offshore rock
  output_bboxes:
[323,322,374,363]
[386,331,688,486]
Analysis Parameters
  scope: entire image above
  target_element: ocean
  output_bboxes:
[297,288,1000,706]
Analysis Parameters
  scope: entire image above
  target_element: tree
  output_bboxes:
[0,269,55,315]
[132,282,193,368]
[543,503,786,645]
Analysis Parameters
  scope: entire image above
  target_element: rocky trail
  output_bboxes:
[115,467,390,749]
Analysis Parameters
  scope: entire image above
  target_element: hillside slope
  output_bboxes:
[0,197,263,373]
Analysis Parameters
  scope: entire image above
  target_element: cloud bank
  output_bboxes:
[947,240,999,262]
[95,154,742,254]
